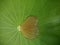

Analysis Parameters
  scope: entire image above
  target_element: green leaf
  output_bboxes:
[0,0,60,45]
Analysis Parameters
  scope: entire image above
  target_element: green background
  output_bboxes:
[0,0,60,45]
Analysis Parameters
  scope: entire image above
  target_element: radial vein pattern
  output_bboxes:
[0,0,40,45]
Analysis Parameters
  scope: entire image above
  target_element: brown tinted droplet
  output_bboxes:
[20,16,39,39]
